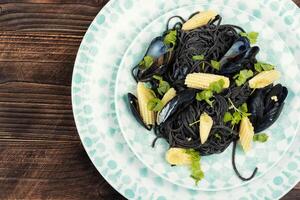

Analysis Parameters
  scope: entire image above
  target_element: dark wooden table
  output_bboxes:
[0,0,299,199]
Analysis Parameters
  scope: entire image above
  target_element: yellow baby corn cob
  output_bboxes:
[249,70,280,89]
[199,112,213,144]
[182,10,218,31]
[185,72,230,90]
[161,88,176,106]
[166,148,191,165]
[137,82,156,126]
[239,116,254,152]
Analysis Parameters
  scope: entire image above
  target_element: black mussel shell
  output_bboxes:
[146,36,168,59]
[127,93,151,130]
[157,89,197,125]
[249,84,288,132]
[219,37,251,74]
[136,51,173,82]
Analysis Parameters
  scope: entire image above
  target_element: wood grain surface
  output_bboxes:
[0,0,299,199]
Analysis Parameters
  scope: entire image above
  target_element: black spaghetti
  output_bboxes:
[127,11,288,184]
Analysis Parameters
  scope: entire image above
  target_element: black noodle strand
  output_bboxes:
[232,140,258,181]
[146,14,260,182]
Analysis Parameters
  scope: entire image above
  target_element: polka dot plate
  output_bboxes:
[72,0,300,199]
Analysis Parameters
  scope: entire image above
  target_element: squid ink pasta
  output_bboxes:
[127,10,288,184]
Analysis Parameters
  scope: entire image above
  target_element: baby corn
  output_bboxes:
[137,82,156,126]
[239,116,254,152]
[199,112,213,144]
[161,88,176,106]
[166,148,191,165]
[182,10,218,31]
[185,72,230,90]
[249,70,280,89]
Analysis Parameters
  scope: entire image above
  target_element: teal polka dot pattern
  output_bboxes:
[83,137,92,147]
[108,160,117,169]
[72,0,300,199]
[116,3,299,191]
[125,189,135,199]
[273,176,283,185]
[97,15,106,25]
[284,15,293,25]
[288,162,297,171]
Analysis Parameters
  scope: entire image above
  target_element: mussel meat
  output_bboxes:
[133,36,174,82]
[157,89,197,125]
[219,37,255,74]
[248,84,288,132]
[127,93,152,130]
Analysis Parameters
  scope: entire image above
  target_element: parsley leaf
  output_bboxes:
[196,90,213,106]
[254,62,275,72]
[240,31,259,44]
[209,79,225,93]
[210,60,221,70]
[153,75,163,81]
[196,80,225,106]
[185,149,204,185]
[231,111,242,125]
[192,54,205,61]
[226,99,251,126]
[139,55,153,69]
[253,133,269,142]
[223,112,233,123]
[147,98,164,112]
[158,81,170,95]
[239,103,248,113]
[164,30,177,47]
[234,69,254,86]
[214,133,222,140]
[153,75,170,95]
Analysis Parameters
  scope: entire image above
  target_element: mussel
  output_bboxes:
[248,84,288,132]
[132,36,174,82]
[127,93,152,130]
[219,37,259,74]
[157,89,197,125]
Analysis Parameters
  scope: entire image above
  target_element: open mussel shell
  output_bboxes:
[249,84,288,132]
[133,36,174,82]
[127,93,152,130]
[219,36,251,74]
[146,36,168,59]
[157,89,197,125]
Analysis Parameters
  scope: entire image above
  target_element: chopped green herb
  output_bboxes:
[189,119,200,126]
[153,75,163,81]
[234,69,254,86]
[139,55,153,69]
[254,62,275,72]
[231,111,242,125]
[195,80,225,106]
[164,30,177,47]
[239,103,248,113]
[196,90,213,106]
[209,79,225,93]
[147,98,164,111]
[223,112,233,123]
[185,149,204,185]
[226,99,251,126]
[240,31,259,44]
[143,82,152,89]
[253,133,269,142]
[201,62,205,70]
[192,54,205,61]
[158,81,170,95]
[214,133,222,140]
[153,75,170,95]
[210,60,221,70]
